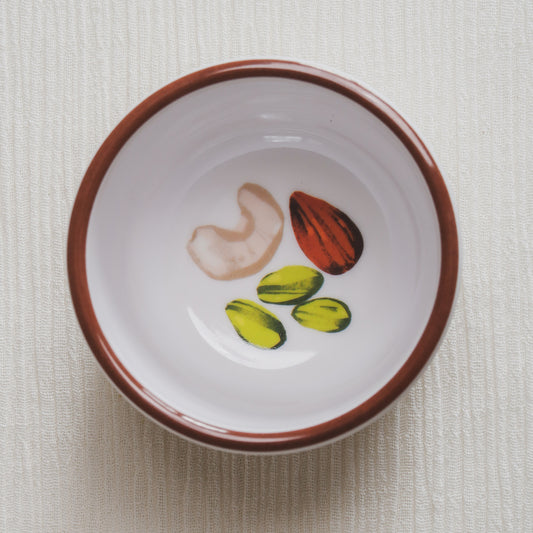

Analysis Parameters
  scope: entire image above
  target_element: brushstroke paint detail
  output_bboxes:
[291,298,351,332]
[225,299,287,349]
[289,191,363,275]
[187,183,284,280]
[257,265,324,305]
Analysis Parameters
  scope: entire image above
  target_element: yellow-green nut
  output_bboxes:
[225,299,287,349]
[291,298,351,332]
[257,265,324,305]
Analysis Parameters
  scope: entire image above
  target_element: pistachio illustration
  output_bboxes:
[291,297,351,332]
[187,183,284,280]
[289,191,363,275]
[257,265,324,305]
[225,299,287,349]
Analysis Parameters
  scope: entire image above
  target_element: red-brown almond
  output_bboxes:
[289,191,363,275]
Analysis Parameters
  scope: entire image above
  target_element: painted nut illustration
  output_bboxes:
[187,184,363,349]
[291,297,352,332]
[289,191,364,275]
[257,265,324,305]
[225,299,287,349]
[187,183,284,280]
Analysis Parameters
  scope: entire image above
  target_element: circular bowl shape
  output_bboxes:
[68,60,458,453]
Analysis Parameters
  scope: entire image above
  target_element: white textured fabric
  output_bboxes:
[1,1,531,531]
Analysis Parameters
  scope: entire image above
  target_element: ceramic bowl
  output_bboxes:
[68,60,458,453]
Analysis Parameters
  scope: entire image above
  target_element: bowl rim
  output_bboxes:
[67,59,459,453]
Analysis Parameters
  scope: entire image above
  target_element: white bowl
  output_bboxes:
[68,60,458,452]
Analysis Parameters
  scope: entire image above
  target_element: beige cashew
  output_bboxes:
[187,183,284,280]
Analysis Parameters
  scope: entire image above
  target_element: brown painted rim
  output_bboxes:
[67,60,459,453]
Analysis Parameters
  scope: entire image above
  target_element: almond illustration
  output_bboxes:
[289,191,363,275]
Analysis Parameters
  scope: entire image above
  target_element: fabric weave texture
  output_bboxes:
[0,1,531,531]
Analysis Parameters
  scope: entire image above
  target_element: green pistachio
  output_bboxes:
[257,265,324,305]
[225,299,287,349]
[291,297,351,332]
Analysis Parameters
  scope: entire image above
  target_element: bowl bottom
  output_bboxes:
[88,145,440,433]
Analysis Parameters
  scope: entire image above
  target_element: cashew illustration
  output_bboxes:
[187,183,284,280]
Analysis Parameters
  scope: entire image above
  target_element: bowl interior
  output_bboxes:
[86,77,441,434]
